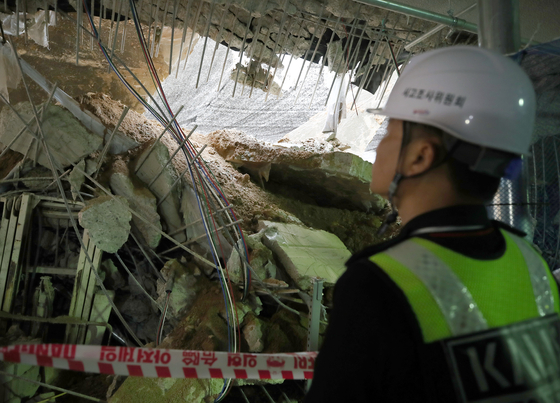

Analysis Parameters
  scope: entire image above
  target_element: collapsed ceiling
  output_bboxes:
[1,0,560,402]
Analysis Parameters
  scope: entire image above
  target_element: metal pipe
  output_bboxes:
[168,205,233,234]
[217,25,235,91]
[341,28,373,111]
[276,0,310,98]
[354,0,477,33]
[74,164,217,269]
[90,0,95,49]
[169,0,179,75]
[120,0,130,53]
[175,0,193,78]
[75,0,80,65]
[206,0,231,82]
[110,0,124,63]
[160,218,241,256]
[232,15,254,97]
[108,0,117,52]
[477,0,520,54]
[182,0,204,71]
[264,1,292,102]
[405,3,477,51]
[15,0,19,37]
[147,0,161,54]
[129,232,164,281]
[195,0,216,87]
[93,106,129,179]
[294,8,327,104]
[293,6,325,92]
[386,36,400,76]
[324,11,363,107]
[155,0,170,57]
[241,14,264,95]
[248,23,268,98]
[98,0,103,43]
[9,37,144,347]
[309,15,342,107]
[24,0,29,43]
[146,127,196,189]
[134,105,184,173]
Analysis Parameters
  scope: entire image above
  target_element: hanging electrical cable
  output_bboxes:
[80,1,253,399]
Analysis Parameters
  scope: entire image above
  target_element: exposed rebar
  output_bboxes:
[134,105,185,174]
[93,106,129,179]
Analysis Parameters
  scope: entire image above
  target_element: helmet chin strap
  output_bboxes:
[376,172,403,236]
[376,121,411,236]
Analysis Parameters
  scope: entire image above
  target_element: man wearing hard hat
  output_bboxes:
[305,46,560,402]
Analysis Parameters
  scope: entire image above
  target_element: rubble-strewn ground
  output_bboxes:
[0,90,398,402]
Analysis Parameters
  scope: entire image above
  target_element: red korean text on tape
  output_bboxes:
[0,344,317,380]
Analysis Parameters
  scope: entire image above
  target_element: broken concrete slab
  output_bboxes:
[18,60,138,154]
[109,377,223,403]
[156,259,199,320]
[78,195,131,253]
[100,259,126,290]
[0,102,103,169]
[110,160,162,249]
[227,231,277,284]
[0,363,41,402]
[19,166,53,190]
[207,130,386,213]
[134,141,185,243]
[69,159,86,201]
[259,221,351,291]
[283,85,388,155]
[242,313,266,353]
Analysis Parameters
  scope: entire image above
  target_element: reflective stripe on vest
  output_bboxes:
[370,229,559,343]
[507,233,556,316]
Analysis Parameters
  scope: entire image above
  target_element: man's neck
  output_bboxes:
[394,174,482,226]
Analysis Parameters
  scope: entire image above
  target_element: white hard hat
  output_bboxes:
[369,45,536,156]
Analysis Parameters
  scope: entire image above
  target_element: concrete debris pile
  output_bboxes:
[206,129,386,212]
[0,92,396,402]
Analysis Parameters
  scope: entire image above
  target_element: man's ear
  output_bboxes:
[402,138,439,177]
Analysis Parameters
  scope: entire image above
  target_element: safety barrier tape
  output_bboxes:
[0,344,317,380]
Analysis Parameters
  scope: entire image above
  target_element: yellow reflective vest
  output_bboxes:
[370,229,560,402]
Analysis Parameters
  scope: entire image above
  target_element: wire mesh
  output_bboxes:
[527,136,560,270]
[487,135,560,271]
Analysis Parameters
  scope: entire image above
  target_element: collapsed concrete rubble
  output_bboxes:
[0,92,397,402]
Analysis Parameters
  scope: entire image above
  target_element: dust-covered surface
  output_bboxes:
[78,93,165,145]
[80,92,396,251]
[0,91,398,403]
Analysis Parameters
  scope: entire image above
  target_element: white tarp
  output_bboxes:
[0,11,56,48]
[0,41,22,102]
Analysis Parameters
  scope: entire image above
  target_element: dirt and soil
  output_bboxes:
[82,92,399,253]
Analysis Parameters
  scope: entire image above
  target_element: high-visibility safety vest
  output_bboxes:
[370,229,560,403]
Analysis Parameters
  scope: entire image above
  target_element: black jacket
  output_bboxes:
[304,205,536,403]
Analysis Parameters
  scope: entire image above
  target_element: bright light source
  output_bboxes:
[519,98,524,106]
[465,119,470,124]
